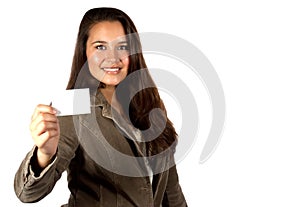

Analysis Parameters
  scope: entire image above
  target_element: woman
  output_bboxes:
[14,7,187,207]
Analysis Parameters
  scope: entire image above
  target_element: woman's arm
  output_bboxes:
[14,115,79,203]
[162,165,188,207]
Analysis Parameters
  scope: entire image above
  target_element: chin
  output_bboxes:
[102,81,121,87]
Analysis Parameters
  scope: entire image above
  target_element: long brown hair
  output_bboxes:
[67,7,177,156]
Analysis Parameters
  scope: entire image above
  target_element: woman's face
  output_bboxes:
[86,21,129,87]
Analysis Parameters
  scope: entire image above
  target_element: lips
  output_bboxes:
[102,67,120,73]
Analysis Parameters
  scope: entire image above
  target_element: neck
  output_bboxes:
[100,86,126,118]
[100,85,116,104]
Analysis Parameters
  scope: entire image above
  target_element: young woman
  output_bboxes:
[14,7,187,207]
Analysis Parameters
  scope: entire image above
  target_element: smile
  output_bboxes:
[102,67,121,73]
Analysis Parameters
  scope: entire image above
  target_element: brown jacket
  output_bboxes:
[14,92,187,207]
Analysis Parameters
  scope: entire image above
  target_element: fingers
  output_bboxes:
[31,104,57,121]
[30,104,59,145]
[32,120,59,137]
[30,113,58,133]
[36,127,60,145]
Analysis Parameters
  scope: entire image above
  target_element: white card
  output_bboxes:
[50,88,91,116]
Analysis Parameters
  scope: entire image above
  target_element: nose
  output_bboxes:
[104,48,120,63]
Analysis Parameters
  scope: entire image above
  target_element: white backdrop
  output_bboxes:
[1,0,300,206]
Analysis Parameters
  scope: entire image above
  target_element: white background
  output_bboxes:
[1,0,300,206]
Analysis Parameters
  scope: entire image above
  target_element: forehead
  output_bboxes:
[88,21,126,43]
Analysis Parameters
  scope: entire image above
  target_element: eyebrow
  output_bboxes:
[91,40,128,45]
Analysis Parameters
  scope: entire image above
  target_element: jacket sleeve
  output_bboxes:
[14,116,79,203]
[162,165,188,207]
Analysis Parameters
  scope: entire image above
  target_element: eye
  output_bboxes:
[96,45,107,50]
[117,45,129,50]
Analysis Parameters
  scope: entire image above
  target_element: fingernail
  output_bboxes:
[53,108,61,115]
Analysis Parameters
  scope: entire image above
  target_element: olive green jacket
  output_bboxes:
[14,92,187,207]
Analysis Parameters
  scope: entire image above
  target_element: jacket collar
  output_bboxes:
[90,90,112,119]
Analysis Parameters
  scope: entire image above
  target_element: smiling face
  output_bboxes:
[86,21,129,88]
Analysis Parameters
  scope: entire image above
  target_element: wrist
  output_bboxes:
[36,148,57,169]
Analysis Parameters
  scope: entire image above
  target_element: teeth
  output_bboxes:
[103,68,119,72]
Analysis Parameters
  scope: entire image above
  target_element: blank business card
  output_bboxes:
[50,88,91,116]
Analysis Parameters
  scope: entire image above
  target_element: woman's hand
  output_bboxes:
[30,104,60,168]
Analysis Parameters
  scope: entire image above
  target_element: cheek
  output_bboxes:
[86,52,104,80]
[122,57,130,67]
[88,52,104,65]
[87,54,106,76]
